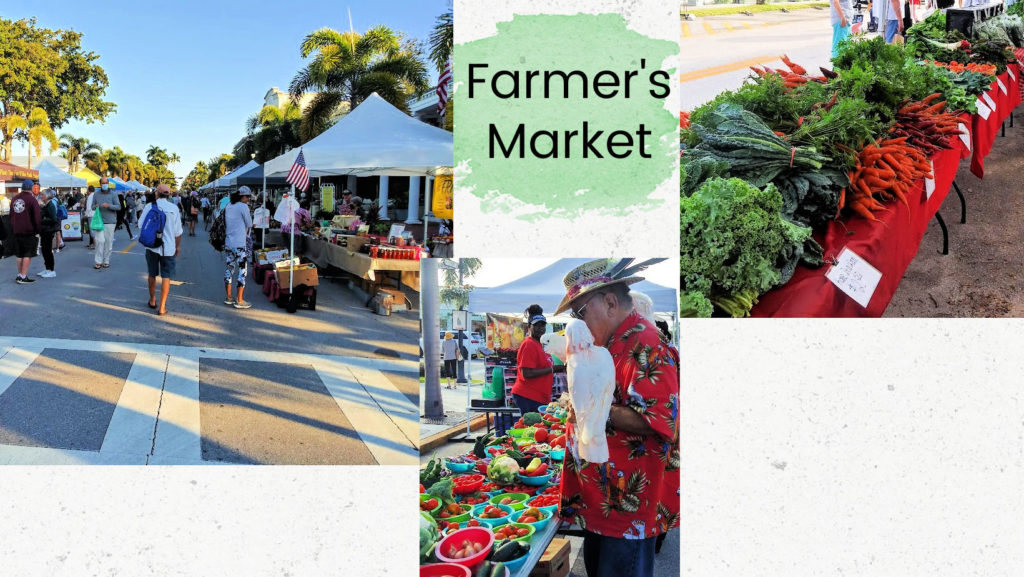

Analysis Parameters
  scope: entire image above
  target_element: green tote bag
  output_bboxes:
[90,209,105,231]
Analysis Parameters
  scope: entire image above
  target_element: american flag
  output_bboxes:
[286,149,309,191]
[436,60,452,117]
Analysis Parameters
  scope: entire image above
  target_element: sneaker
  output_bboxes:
[233,301,252,309]
[40,270,56,278]
[224,299,235,305]
[16,276,34,284]
[36,270,45,277]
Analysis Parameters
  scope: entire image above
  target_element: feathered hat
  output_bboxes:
[555,258,666,315]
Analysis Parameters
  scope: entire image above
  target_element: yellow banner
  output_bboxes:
[432,174,453,220]
[320,183,335,213]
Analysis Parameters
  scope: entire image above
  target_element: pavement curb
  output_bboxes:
[419,414,489,453]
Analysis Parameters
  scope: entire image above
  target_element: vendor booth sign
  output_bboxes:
[320,183,335,213]
[432,174,453,219]
[62,212,83,240]
[485,313,526,351]
[452,309,469,332]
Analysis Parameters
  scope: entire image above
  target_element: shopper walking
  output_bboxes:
[10,180,41,284]
[82,186,96,249]
[37,189,59,278]
[442,332,459,389]
[223,186,254,309]
[92,177,119,269]
[831,0,853,59]
[140,184,183,315]
[183,191,199,237]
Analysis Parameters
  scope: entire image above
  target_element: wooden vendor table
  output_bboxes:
[265,230,420,292]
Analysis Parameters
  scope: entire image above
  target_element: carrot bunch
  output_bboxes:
[680,111,691,130]
[925,60,997,76]
[889,94,963,156]
[839,138,933,221]
[750,55,828,91]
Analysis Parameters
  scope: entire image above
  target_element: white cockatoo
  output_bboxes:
[540,331,568,364]
[564,318,616,464]
[630,290,656,324]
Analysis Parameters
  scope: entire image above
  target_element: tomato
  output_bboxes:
[422,498,439,510]
[534,428,548,442]
[447,522,459,531]
[520,516,537,523]
[467,519,480,527]
[517,528,529,536]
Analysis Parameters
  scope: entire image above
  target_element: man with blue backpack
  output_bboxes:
[139,183,182,315]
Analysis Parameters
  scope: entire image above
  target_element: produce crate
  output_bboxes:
[529,538,571,577]
[275,262,319,288]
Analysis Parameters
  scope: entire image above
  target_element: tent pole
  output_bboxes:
[262,169,267,250]
[289,185,295,294]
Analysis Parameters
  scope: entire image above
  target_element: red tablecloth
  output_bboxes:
[970,67,1022,178]
[752,137,966,317]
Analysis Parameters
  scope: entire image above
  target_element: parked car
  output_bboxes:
[419,331,484,359]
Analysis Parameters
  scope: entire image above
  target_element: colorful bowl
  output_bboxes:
[488,492,530,510]
[435,503,472,524]
[548,448,565,461]
[470,503,515,527]
[445,459,475,473]
[451,474,485,495]
[434,527,494,570]
[420,562,472,577]
[485,446,504,458]
[501,547,531,573]
[420,494,442,517]
[516,471,553,486]
[511,508,551,531]
[491,521,535,544]
[525,496,559,517]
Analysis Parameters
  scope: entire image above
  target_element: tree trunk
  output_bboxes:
[422,257,444,418]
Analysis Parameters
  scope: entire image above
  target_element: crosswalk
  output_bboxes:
[0,336,419,465]
[682,19,783,37]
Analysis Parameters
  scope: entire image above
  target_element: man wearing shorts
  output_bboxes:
[9,179,41,284]
[139,184,183,315]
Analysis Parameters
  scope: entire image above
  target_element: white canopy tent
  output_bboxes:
[35,160,87,188]
[468,259,678,314]
[200,160,260,190]
[263,93,453,178]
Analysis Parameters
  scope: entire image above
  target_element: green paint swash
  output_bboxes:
[454,14,677,220]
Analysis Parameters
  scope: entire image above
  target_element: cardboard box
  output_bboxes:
[255,248,291,265]
[529,538,570,577]
[275,263,319,288]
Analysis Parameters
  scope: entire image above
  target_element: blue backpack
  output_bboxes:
[139,201,166,248]
[55,200,68,221]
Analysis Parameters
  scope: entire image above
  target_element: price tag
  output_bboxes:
[959,122,971,150]
[983,92,997,111]
[825,247,883,308]
[976,99,991,120]
[997,78,1008,94]
[924,160,935,200]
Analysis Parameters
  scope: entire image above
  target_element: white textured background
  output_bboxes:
[0,467,416,575]
[453,0,680,258]
[682,320,1024,576]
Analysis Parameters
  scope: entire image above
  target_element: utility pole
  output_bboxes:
[422,257,444,418]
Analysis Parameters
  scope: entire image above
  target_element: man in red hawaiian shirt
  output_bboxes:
[555,258,679,577]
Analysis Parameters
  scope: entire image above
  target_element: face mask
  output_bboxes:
[101,185,108,191]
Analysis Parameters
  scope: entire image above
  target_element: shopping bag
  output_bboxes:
[90,210,105,231]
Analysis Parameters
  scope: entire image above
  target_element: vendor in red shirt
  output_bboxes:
[510,314,565,415]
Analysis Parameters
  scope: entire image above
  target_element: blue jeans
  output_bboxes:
[583,531,657,577]
[884,19,900,43]
[145,250,176,279]
[512,394,545,416]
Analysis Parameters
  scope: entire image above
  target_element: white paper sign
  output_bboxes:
[976,99,992,120]
[959,122,971,150]
[253,207,270,229]
[826,248,883,308]
[924,160,936,200]
[997,78,1007,94]
[983,92,997,111]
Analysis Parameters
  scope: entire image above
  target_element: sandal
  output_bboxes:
[148,301,157,309]
[94,264,102,270]
[101,264,110,268]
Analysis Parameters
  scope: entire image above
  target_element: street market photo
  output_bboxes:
[0,2,453,465]
[680,0,1024,317]
[419,258,680,576]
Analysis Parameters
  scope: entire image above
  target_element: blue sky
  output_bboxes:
[3,1,447,179]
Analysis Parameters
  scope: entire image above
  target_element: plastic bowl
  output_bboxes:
[485,446,504,458]
[419,562,472,577]
[420,494,442,517]
[474,460,489,474]
[525,496,558,517]
[470,503,515,527]
[451,474,485,495]
[507,428,529,438]
[511,508,551,531]
[435,503,473,524]
[516,471,553,487]
[488,492,530,510]
[435,527,495,569]
[491,521,535,544]
[548,448,565,461]
[445,459,475,473]
[501,547,531,573]
[455,492,490,507]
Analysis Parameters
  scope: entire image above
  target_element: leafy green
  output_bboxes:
[426,478,455,506]
[680,178,823,318]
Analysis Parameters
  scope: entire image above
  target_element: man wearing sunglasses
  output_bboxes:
[555,258,678,577]
[510,314,566,416]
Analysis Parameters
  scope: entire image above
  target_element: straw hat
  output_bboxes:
[554,258,666,315]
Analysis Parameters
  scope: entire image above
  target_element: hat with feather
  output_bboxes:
[555,258,666,315]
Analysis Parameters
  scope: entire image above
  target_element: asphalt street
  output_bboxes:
[0,217,420,464]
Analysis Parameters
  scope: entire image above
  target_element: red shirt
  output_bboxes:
[511,337,554,404]
[9,192,41,235]
[559,311,680,539]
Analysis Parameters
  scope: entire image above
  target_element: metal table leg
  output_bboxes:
[935,212,949,255]
[952,179,967,224]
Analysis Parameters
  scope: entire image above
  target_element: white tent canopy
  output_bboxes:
[35,160,87,188]
[200,160,260,190]
[468,259,678,314]
[126,180,146,192]
[264,93,453,178]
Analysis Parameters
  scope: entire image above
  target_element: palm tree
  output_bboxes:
[146,145,169,167]
[59,134,102,173]
[289,25,429,141]
[205,154,233,183]
[22,107,59,169]
[103,146,128,179]
[244,103,303,161]
[83,149,106,174]
[428,10,453,72]
[0,103,27,162]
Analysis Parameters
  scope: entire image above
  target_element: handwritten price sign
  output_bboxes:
[826,247,882,308]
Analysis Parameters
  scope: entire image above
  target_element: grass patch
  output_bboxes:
[683,2,829,17]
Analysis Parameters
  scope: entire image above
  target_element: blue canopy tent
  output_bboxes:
[109,177,131,192]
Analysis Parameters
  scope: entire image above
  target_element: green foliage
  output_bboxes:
[426,478,455,506]
[680,177,823,318]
